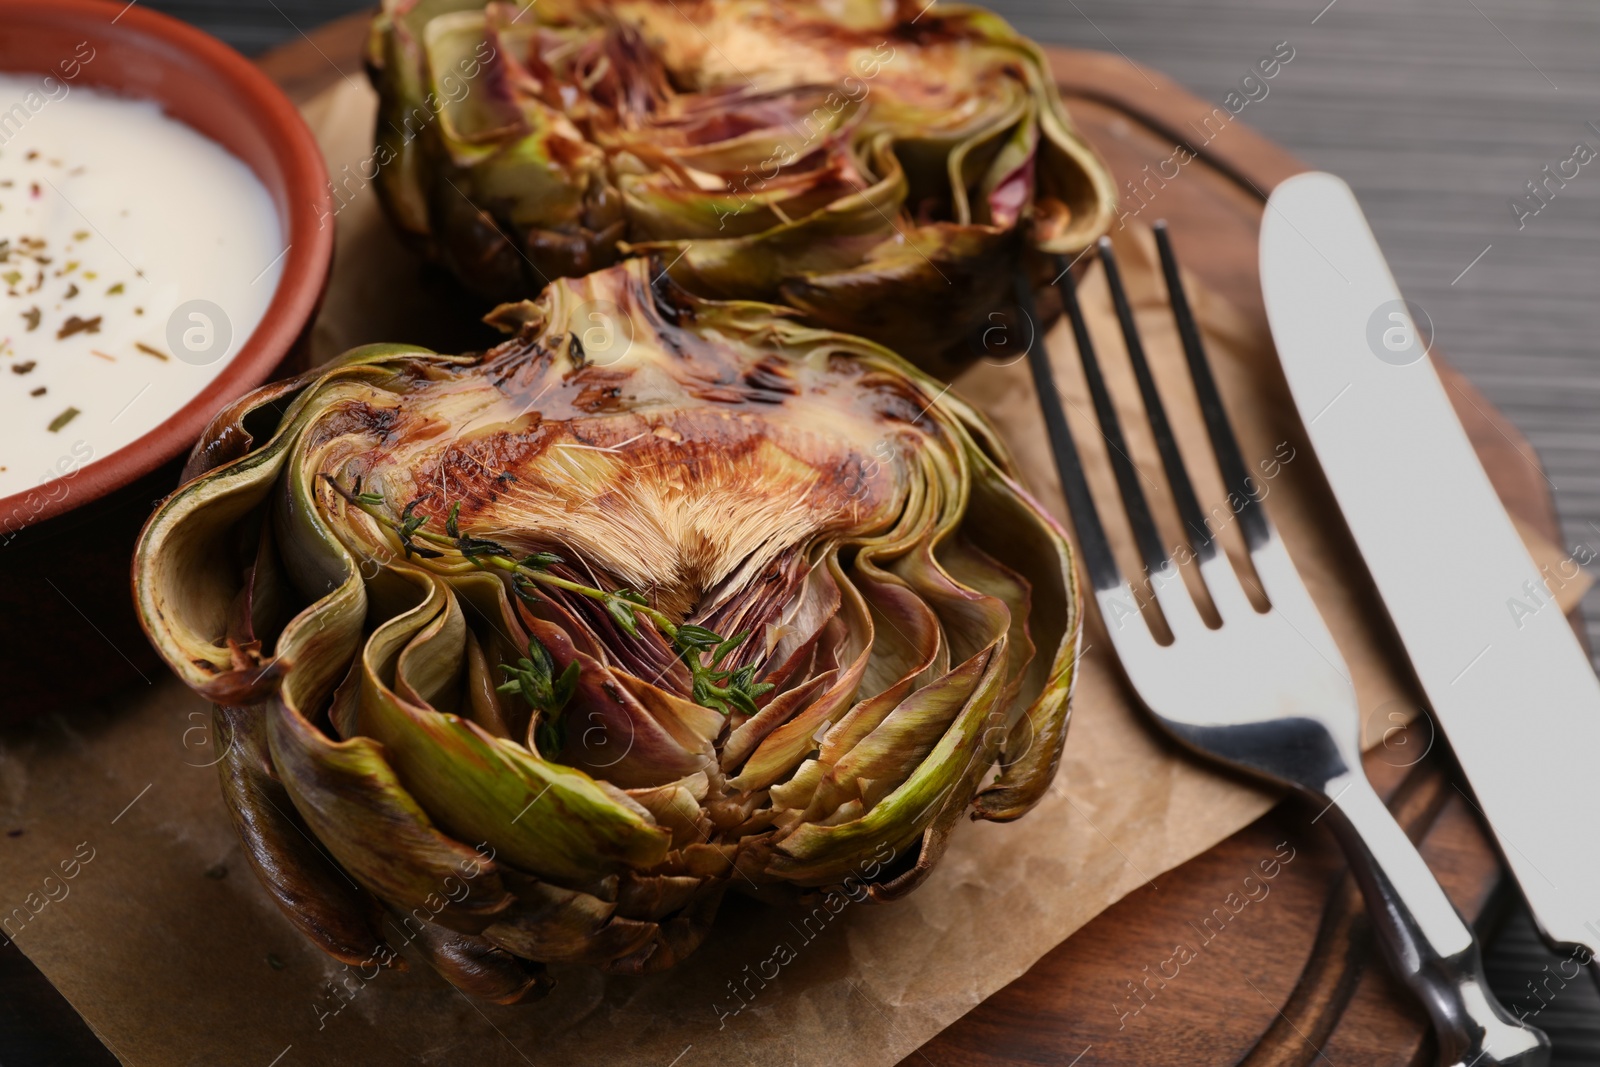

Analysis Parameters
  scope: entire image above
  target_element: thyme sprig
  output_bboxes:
[325,477,773,716]
[497,638,579,758]
[673,624,774,716]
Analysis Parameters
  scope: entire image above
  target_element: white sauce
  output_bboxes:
[0,73,285,499]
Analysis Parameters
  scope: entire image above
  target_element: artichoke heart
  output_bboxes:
[133,260,1080,999]
[366,0,1116,364]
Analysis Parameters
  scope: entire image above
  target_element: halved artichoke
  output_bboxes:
[366,0,1115,364]
[133,260,1079,999]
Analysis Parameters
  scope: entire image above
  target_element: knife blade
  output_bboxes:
[1260,171,1600,968]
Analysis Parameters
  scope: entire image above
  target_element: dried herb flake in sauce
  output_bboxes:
[57,315,101,340]
[47,407,79,433]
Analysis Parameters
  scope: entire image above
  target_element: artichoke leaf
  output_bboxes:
[720,669,836,775]
[266,696,518,930]
[726,554,873,792]
[768,637,1009,885]
[964,462,1081,823]
[135,350,447,696]
[930,536,1034,701]
[614,873,703,922]
[632,137,908,300]
[462,628,518,739]
[214,704,397,968]
[974,100,1040,231]
[395,578,470,714]
[399,916,553,1004]
[818,647,995,818]
[482,869,660,966]
[604,883,727,976]
[779,222,1018,360]
[354,567,673,883]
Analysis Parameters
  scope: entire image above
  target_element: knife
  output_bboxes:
[1261,171,1600,975]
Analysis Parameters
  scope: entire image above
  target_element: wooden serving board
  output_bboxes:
[0,16,1544,1067]
[260,22,1569,1066]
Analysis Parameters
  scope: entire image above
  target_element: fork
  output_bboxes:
[1019,224,1550,1067]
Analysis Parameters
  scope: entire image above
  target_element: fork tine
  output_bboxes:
[1012,270,1121,594]
[1152,221,1271,551]
[1056,249,1171,580]
[1096,236,1219,566]
[1051,250,1210,638]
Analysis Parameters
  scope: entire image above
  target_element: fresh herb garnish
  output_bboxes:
[496,637,580,758]
[325,477,774,716]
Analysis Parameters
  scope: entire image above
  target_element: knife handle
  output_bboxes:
[1322,774,1551,1067]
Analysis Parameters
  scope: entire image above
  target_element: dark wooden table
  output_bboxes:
[5,1,1598,1064]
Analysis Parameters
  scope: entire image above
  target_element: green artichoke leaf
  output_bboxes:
[779,221,1018,362]
[402,917,552,1004]
[928,536,1035,702]
[482,870,659,966]
[134,347,446,699]
[618,152,864,244]
[767,636,1009,885]
[425,11,526,153]
[537,642,715,788]
[266,697,521,931]
[393,576,469,714]
[1021,52,1119,253]
[815,645,995,817]
[644,83,857,175]
[463,129,599,232]
[725,554,875,792]
[352,568,673,885]
[965,461,1082,823]
[851,563,941,701]
[972,99,1040,231]
[619,134,909,300]
[371,0,495,239]
[214,703,398,968]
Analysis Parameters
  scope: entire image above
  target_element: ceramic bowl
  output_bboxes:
[0,0,333,719]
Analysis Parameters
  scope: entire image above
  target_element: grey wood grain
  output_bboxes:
[139,0,374,57]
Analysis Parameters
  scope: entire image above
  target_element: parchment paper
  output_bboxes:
[0,79,1586,1067]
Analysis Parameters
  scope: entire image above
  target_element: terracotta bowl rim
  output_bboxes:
[0,0,334,536]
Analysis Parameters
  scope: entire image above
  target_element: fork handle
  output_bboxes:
[1323,773,1550,1067]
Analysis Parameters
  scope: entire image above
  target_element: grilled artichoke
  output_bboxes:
[133,260,1079,999]
[366,0,1115,363]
